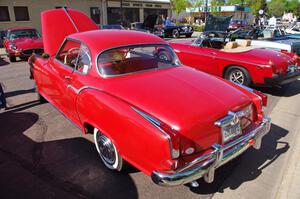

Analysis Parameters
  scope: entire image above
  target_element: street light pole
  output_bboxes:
[120,0,123,25]
[205,0,208,19]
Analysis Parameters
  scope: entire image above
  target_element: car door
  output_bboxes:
[64,44,92,126]
[178,38,217,74]
[43,39,81,116]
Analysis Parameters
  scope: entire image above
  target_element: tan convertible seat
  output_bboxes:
[240,40,251,47]
[224,42,238,50]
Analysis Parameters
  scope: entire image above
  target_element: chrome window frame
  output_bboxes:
[95,43,181,78]
[54,37,92,75]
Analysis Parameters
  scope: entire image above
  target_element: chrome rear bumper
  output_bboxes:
[151,117,271,186]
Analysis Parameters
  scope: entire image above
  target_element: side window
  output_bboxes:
[75,45,91,74]
[56,40,81,69]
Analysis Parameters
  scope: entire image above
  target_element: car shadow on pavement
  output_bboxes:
[255,80,300,97]
[0,107,138,199]
[0,57,9,66]
[4,88,35,98]
[187,123,289,194]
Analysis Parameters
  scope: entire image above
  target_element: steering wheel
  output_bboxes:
[64,47,79,66]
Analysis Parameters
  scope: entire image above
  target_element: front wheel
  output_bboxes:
[185,33,192,38]
[9,55,16,62]
[224,66,251,86]
[172,29,180,38]
[94,128,123,171]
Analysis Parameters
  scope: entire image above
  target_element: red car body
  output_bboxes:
[4,27,43,62]
[29,8,271,186]
[170,33,300,86]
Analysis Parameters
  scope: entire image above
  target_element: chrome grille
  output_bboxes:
[22,48,44,56]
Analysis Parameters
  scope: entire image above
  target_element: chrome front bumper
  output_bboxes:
[151,117,271,186]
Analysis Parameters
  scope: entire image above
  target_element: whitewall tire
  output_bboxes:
[93,128,123,171]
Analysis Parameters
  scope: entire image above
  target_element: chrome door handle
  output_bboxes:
[211,52,217,55]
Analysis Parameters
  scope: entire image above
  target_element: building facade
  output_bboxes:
[186,5,254,24]
[0,0,170,31]
[107,0,170,27]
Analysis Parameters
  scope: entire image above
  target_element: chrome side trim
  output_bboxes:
[67,85,102,95]
[151,116,271,186]
[131,107,180,159]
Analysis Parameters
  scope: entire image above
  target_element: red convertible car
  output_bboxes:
[3,27,43,62]
[29,8,271,186]
[170,31,300,86]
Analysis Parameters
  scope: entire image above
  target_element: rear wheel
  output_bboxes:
[94,128,123,171]
[224,66,251,86]
[9,56,16,62]
[172,29,180,38]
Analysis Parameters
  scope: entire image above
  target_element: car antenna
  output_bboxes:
[63,6,79,32]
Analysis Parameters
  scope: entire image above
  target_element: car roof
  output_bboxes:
[68,29,166,53]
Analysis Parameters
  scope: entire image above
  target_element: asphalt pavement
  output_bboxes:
[0,44,299,199]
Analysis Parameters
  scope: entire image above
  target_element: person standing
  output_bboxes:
[164,17,173,27]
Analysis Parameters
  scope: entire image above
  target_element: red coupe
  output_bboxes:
[170,31,300,86]
[3,27,43,62]
[29,8,271,186]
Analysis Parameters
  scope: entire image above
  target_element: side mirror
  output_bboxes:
[42,53,50,59]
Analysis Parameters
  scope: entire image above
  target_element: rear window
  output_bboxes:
[97,44,181,77]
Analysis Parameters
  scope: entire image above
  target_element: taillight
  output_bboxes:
[253,89,267,107]
[268,60,278,74]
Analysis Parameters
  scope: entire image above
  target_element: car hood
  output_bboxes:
[103,66,251,148]
[41,8,98,56]
[274,38,300,45]
[204,14,232,31]
[143,14,158,29]
[12,37,43,50]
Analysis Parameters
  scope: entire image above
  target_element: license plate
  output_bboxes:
[222,121,242,143]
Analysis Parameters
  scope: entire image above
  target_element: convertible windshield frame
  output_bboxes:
[192,32,228,47]
[96,43,181,78]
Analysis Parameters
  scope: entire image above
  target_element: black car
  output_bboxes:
[130,14,193,38]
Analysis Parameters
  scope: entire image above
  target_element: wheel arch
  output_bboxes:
[76,88,172,175]
[223,64,252,78]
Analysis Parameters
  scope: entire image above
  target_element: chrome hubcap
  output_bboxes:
[173,30,179,38]
[229,71,244,85]
[96,133,116,165]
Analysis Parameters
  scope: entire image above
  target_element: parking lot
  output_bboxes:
[0,42,300,199]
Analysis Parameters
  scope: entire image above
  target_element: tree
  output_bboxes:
[286,0,300,15]
[267,0,286,17]
[227,0,243,5]
[210,0,226,6]
[172,0,189,15]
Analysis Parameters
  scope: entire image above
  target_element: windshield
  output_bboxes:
[193,32,227,47]
[9,29,40,40]
[97,44,181,76]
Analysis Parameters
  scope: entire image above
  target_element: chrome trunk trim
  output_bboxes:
[151,117,271,186]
